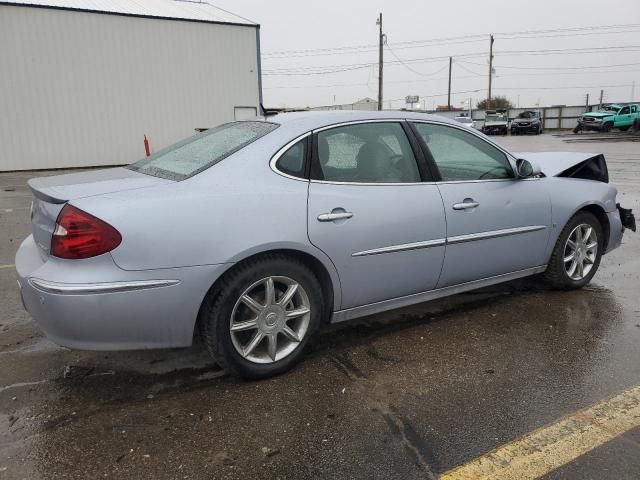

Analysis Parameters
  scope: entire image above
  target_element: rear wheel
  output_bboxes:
[543,212,603,290]
[200,255,323,379]
[619,126,630,132]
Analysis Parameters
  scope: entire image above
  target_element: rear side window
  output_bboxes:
[312,122,421,183]
[275,139,307,179]
[128,121,278,180]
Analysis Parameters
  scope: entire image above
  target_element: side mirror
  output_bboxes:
[516,158,541,178]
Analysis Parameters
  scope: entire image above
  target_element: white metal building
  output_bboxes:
[0,0,262,171]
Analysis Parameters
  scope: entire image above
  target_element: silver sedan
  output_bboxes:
[16,111,635,378]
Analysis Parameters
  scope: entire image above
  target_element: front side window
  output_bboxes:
[619,106,630,115]
[413,123,513,181]
[275,138,307,179]
[128,121,278,180]
[313,122,420,183]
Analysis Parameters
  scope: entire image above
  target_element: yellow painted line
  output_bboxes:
[4,208,12,213]
[0,264,15,270]
[440,385,640,480]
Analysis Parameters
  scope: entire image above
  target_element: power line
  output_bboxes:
[263,44,639,76]
[385,44,450,77]
[495,45,640,56]
[262,52,487,76]
[496,29,640,40]
[262,23,640,57]
[494,23,640,36]
[458,60,640,71]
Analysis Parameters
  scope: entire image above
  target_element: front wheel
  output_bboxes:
[602,122,613,133]
[200,255,323,379]
[543,212,603,290]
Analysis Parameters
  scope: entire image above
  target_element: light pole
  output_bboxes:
[376,13,383,111]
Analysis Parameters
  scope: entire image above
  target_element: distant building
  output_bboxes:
[309,97,379,111]
[0,0,262,171]
[435,105,463,112]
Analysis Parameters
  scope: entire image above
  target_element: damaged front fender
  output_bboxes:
[514,152,609,182]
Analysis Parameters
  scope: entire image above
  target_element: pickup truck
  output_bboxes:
[481,109,509,135]
[574,104,640,133]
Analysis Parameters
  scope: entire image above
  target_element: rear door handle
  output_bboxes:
[318,212,353,222]
[452,200,480,210]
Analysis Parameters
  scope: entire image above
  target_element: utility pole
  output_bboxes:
[487,34,494,109]
[377,13,383,111]
[585,93,589,112]
[631,81,636,102]
[599,89,604,110]
[447,56,452,111]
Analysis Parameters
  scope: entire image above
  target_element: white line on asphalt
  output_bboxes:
[0,380,48,394]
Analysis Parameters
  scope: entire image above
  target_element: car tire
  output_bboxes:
[199,254,324,379]
[619,126,630,132]
[602,122,613,132]
[543,211,603,290]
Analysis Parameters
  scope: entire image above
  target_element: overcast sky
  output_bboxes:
[212,0,640,110]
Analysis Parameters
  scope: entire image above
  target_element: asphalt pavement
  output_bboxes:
[1,133,639,479]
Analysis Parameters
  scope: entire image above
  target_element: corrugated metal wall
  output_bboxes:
[0,5,259,171]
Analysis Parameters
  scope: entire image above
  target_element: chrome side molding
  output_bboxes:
[28,278,180,295]
[447,225,547,245]
[352,225,547,257]
[352,238,446,257]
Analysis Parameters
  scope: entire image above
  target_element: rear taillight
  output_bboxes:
[51,205,121,259]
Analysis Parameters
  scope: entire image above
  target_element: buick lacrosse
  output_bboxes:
[16,111,635,378]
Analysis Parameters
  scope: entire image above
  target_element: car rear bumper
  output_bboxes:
[511,124,539,133]
[15,235,228,350]
[482,126,508,135]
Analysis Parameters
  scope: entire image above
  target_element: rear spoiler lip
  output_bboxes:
[27,180,67,204]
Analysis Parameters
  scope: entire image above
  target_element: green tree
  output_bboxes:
[476,96,513,110]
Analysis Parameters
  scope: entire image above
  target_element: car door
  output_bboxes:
[410,121,552,288]
[616,106,632,127]
[306,120,446,310]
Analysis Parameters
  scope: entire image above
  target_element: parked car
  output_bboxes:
[511,110,542,135]
[454,115,477,130]
[481,109,509,135]
[574,104,640,133]
[16,111,635,378]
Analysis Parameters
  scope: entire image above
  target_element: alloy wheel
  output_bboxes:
[229,276,311,364]
[563,223,598,281]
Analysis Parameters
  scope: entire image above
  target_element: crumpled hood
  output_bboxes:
[513,151,605,177]
[583,111,615,118]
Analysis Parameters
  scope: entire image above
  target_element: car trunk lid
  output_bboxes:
[28,168,171,255]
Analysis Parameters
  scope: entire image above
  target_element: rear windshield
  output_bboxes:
[128,121,278,180]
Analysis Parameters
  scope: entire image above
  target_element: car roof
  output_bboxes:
[257,110,460,132]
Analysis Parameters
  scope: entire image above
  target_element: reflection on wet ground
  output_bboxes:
[1,135,639,479]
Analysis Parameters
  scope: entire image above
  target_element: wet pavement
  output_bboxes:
[1,133,639,479]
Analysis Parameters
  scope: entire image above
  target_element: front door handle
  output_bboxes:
[318,212,353,222]
[452,200,480,210]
